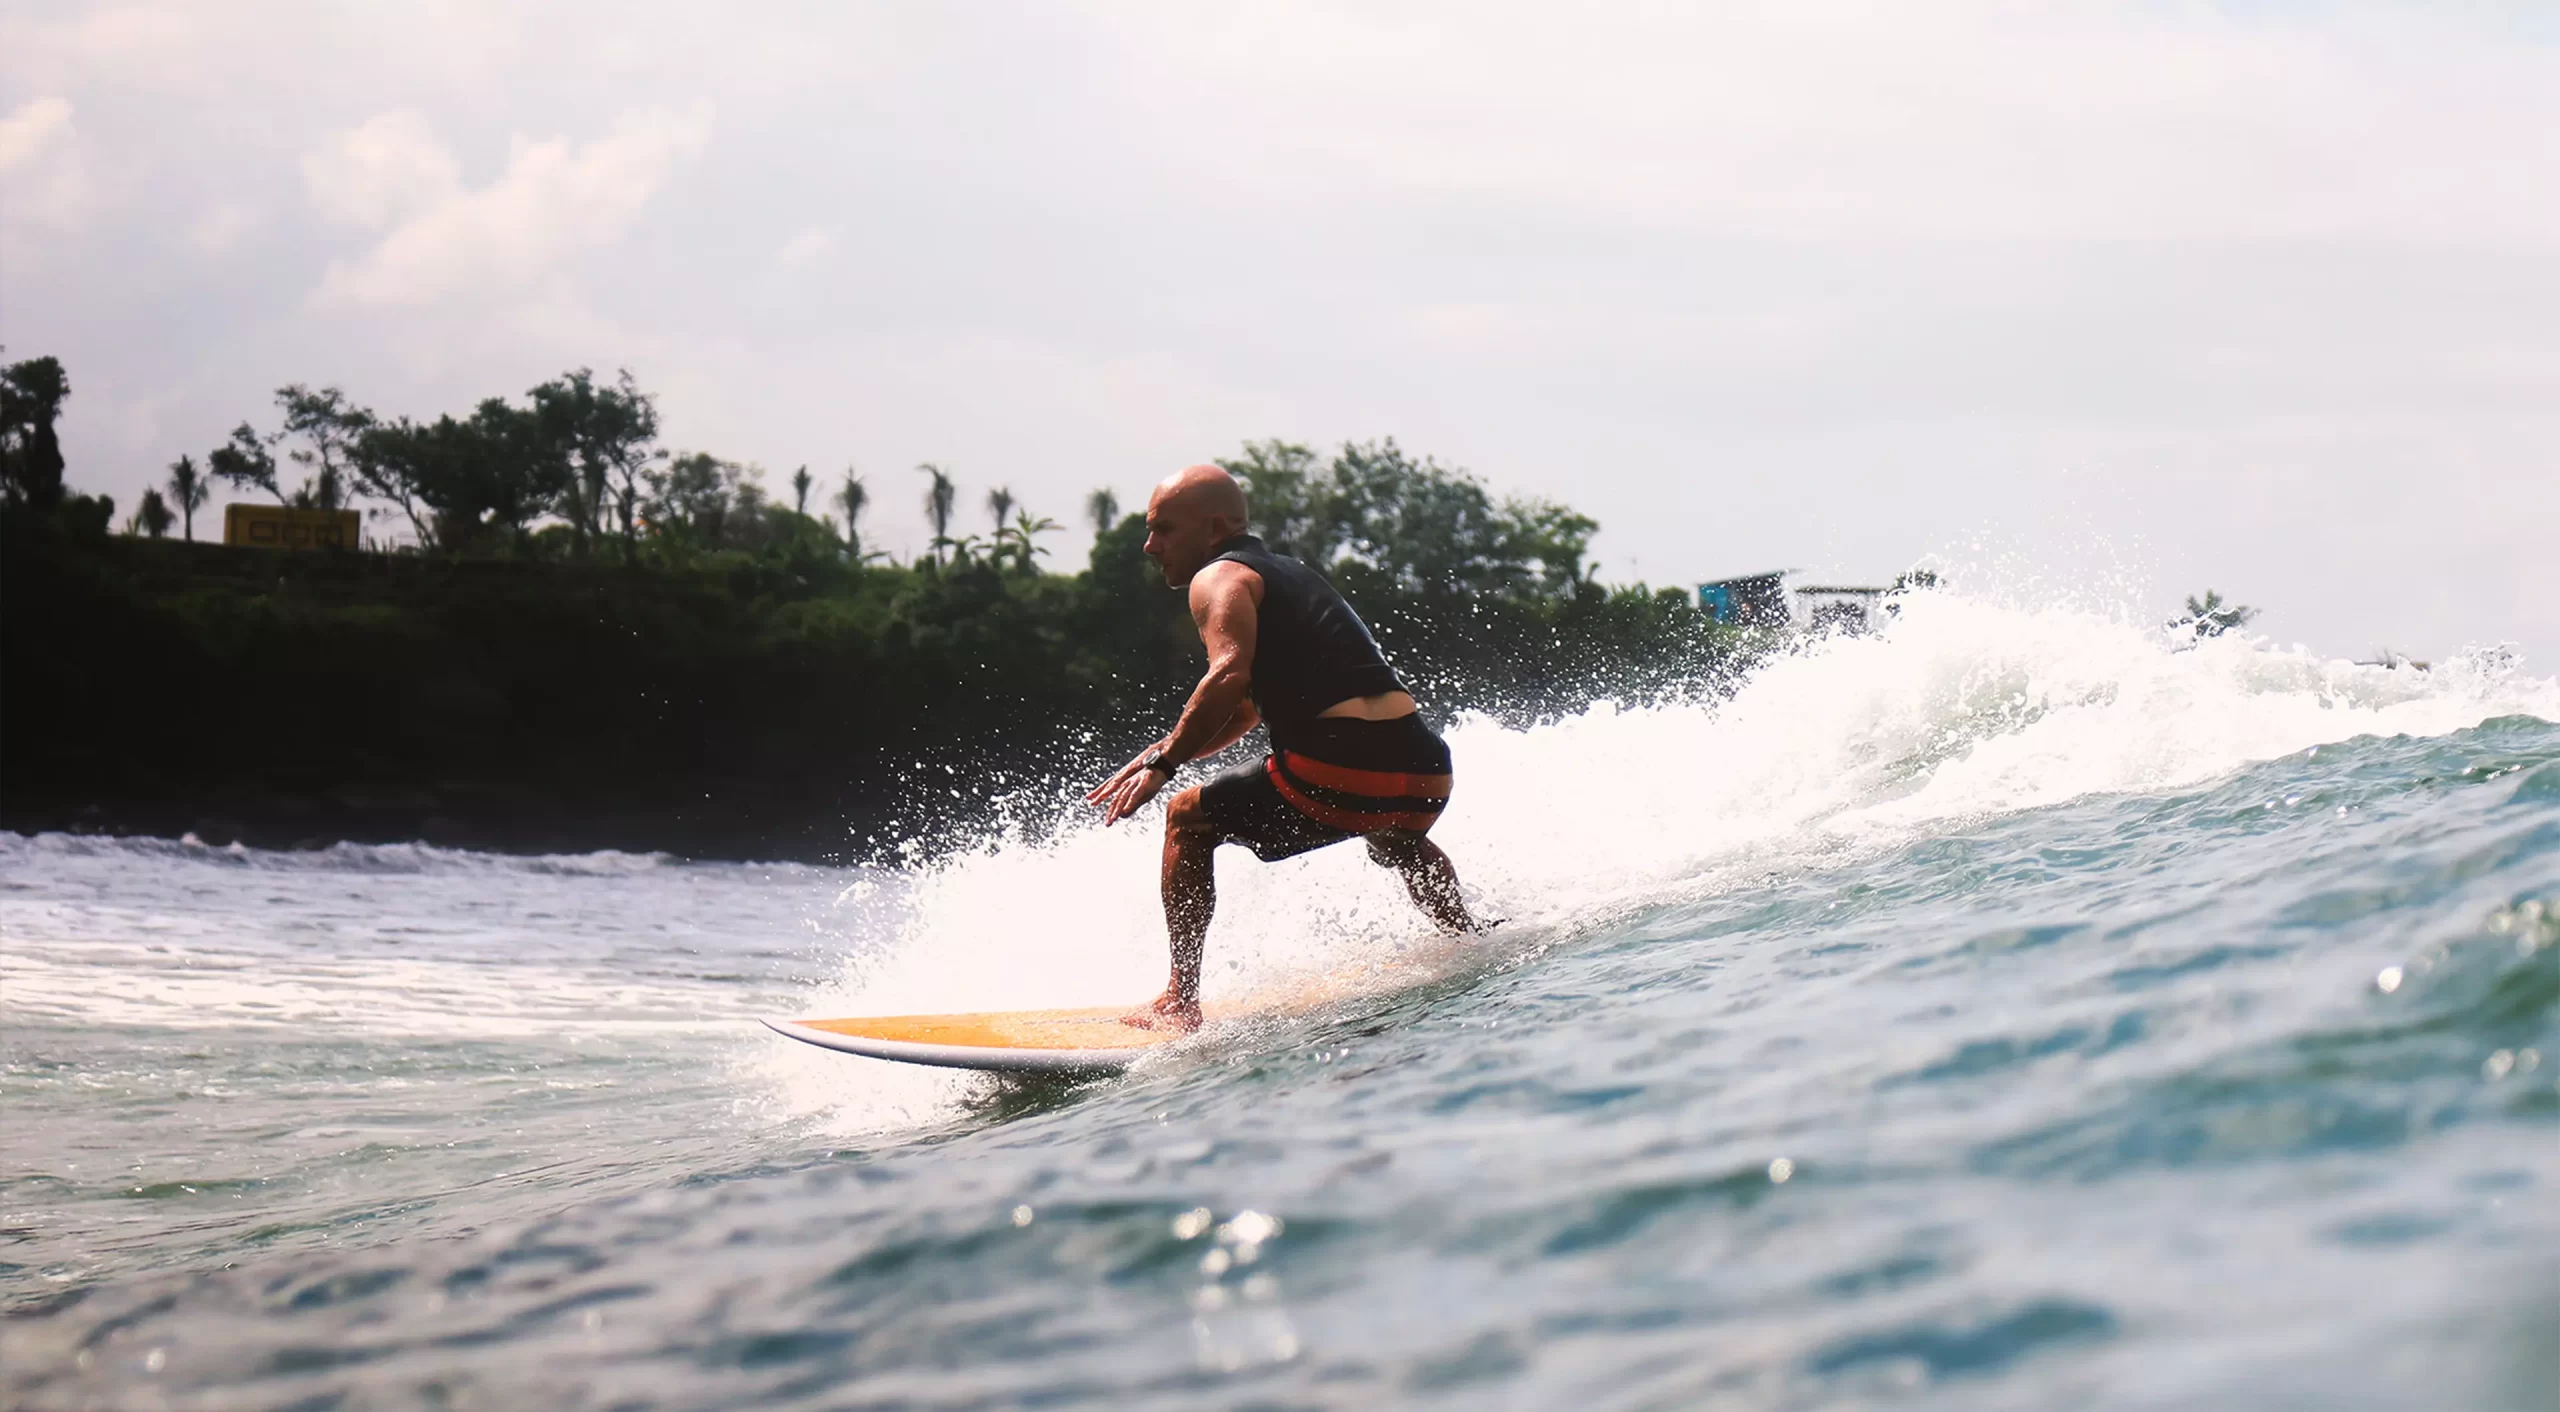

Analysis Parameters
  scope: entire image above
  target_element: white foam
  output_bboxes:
[797,585,2558,1040]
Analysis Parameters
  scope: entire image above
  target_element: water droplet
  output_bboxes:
[1221,1210,1281,1245]
[1768,1157,1795,1183]
[1200,1247,1232,1276]
[1171,1207,1212,1240]
[2484,1050,2516,1081]
[2374,966,2403,994]
[1011,1205,1034,1227]
[144,1348,166,1373]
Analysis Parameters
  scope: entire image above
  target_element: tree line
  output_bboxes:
[9,353,1629,604]
[60,360,1109,569]
[4,349,1752,858]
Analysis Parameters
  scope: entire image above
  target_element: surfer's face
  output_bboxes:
[1142,495,1231,588]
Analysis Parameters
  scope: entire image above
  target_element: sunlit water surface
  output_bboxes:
[5,592,2557,1410]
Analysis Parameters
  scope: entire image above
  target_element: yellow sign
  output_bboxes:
[224,504,361,550]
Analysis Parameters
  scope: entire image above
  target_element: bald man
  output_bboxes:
[1087,464,1482,1032]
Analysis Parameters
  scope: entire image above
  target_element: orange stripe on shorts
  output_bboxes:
[1266,760,1443,834]
[1278,751,1453,801]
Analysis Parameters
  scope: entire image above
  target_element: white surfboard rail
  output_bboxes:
[760,1017,1158,1075]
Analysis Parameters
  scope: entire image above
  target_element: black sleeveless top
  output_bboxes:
[1210,534,1405,748]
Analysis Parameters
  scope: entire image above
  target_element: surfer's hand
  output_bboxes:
[1094,763,1167,826]
[1086,745,1164,821]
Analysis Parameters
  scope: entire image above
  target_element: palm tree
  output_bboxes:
[1085,487,1120,538]
[917,463,956,562]
[128,486,175,538]
[838,468,869,557]
[790,465,812,516]
[995,509,1060,574]
[986,485,1015,535]
[166,453,211,540]
[2174,589,2258,639]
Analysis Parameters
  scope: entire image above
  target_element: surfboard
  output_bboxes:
[761,1005,1228,1075]
[766,927,1512,1075]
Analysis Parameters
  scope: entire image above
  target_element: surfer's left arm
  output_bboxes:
[1193,698,1260,756]
[1089,562,1260,824]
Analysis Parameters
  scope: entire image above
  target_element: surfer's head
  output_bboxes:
[1143,464,1249,587]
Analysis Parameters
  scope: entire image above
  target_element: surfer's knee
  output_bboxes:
[1163,787,1215,839]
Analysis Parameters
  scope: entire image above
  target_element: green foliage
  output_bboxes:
[355,399,570,552]
[637,455,855,572]
[993,509,1060,575]
[1225,438,1596,600]
[165,454,211,540]
[838,468,871,559]
[525,368,659,556]
[918,463,957,561]
[644,451,746,546]
[45,492,116,539]
[126,487,175,538]
[208,422,284,505]
[276,384,372,511]
[0,355,71,511]
[2174,589,2257,639]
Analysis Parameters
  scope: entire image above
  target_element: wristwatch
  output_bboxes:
[1140,746,1176,776]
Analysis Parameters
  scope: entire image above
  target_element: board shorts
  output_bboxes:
[1196,714,1454,862]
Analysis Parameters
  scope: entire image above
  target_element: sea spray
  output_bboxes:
[796,586,2557,1037]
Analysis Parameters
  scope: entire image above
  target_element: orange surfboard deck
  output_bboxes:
[762,1005,1235,1074]
[766,932,1497,1074]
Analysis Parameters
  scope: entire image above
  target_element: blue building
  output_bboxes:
[1696,571,1791,627]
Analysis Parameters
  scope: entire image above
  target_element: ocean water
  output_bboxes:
[4,590,2557,1410]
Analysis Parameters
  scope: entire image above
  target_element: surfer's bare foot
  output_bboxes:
[1122,989,1202,1033]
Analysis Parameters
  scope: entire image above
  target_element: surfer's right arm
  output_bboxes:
[1087,561,1261,824]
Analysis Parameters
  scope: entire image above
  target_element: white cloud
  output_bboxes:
[0,95,75,170]
[302,109,461,230]
[1120,2,2560,248]
[307,103,712,305]
[187,201,260,253]
[0,94,92,237]
[776,224,841,268]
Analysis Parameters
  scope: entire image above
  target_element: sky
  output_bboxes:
[4,1,2554,664]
